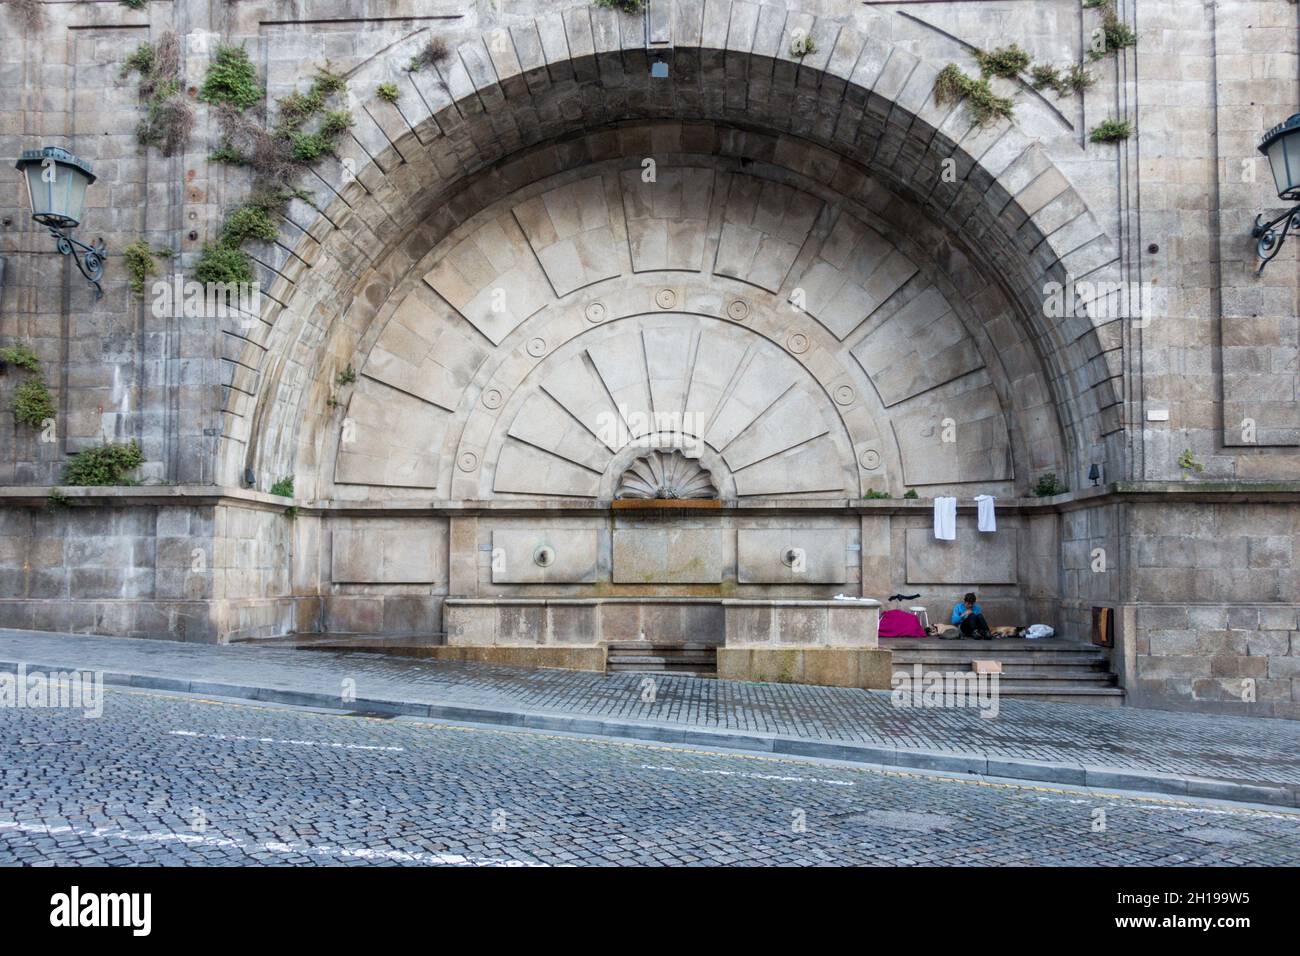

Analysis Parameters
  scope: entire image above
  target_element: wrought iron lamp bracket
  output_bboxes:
[50,226,106,298]
[1251,205,1300,276]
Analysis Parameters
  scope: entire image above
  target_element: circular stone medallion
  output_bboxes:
[726,298,750,321]
[834,384,855,406]
[481,387,503,409]
[655,288,677,309]
[787,331,809,354]
[457,451,478,472]
[585,302,606,323]
[526,337,547,357]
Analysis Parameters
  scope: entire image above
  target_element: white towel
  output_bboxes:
[974,495,996,532]
[933,496,957,540]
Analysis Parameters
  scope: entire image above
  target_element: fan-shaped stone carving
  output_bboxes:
[616,450,717,500]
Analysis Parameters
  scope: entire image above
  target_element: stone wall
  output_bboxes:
[1120,498,1300,719]
[0,493,300,643]
[0,0,1297,717]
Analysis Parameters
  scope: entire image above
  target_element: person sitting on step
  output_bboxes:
[950,592,992,640]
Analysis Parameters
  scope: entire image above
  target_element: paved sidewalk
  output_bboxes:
[2,629,1298,807]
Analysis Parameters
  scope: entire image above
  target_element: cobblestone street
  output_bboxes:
[3,632,1299,806]
[3,688,1299,867]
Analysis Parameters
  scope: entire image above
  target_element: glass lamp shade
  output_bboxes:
[14,146,96,229]
[1259,114,1300,203]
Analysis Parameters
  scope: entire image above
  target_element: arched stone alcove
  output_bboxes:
[215,5,1124,501]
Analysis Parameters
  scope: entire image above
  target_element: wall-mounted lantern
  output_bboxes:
[1252,113,1300,276]
[14,146,106,298]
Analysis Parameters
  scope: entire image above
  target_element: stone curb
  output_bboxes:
[4,659,1296,809]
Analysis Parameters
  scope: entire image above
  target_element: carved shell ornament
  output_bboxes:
[615,450,718,500]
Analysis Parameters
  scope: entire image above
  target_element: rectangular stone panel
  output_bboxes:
[737,529,848,584]
[490,529,599,584]
[332,528,442,584]
[612,529,724,583]
[904,527,1016,585]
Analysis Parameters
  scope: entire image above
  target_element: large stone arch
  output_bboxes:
[217,1,1124,500]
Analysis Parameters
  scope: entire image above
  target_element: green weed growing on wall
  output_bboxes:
[13,379,55,428]
[1088,4,1138,60]
[934,64,1015,127]
[593,0,645,13]
[194,244,254,286]
[974,44,1032,80]
[220,204,280,247]
[1090,119,1133,143]
[406,37,450,72]
[1,344,54,430]
[200,44,262,110]
[122,240,172,297]
[0,346,41,373]
[122,32,193,157]
[61,441,145,486]
[1033,473,1068,497]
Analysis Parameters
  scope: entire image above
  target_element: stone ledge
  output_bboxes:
[447,597,728,606]
[3,482,1300,514]
[406,645,606,673]
[717,647,893,689]
[722,598,882,607]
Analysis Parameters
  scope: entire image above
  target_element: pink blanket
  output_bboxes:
[878,608,927,639]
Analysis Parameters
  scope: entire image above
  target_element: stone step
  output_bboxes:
[607,665,717,678]
[882,638,1104,652]
[606,642,719,677]
[998,685,1126,699]
[607,654,718,666]
[894,671,1118,686]
[888,649,1110,665]
[606,642,721,651]
[998,686,1123,702]
[890,659,1110,674]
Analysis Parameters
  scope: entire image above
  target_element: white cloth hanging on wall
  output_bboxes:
[933,496,957,540]
[974,495,996,532]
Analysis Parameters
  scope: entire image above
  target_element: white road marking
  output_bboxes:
[639,763,856,787]
[167,729,403,752]
[0,820,544,867]
[1018,791,1300,821]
